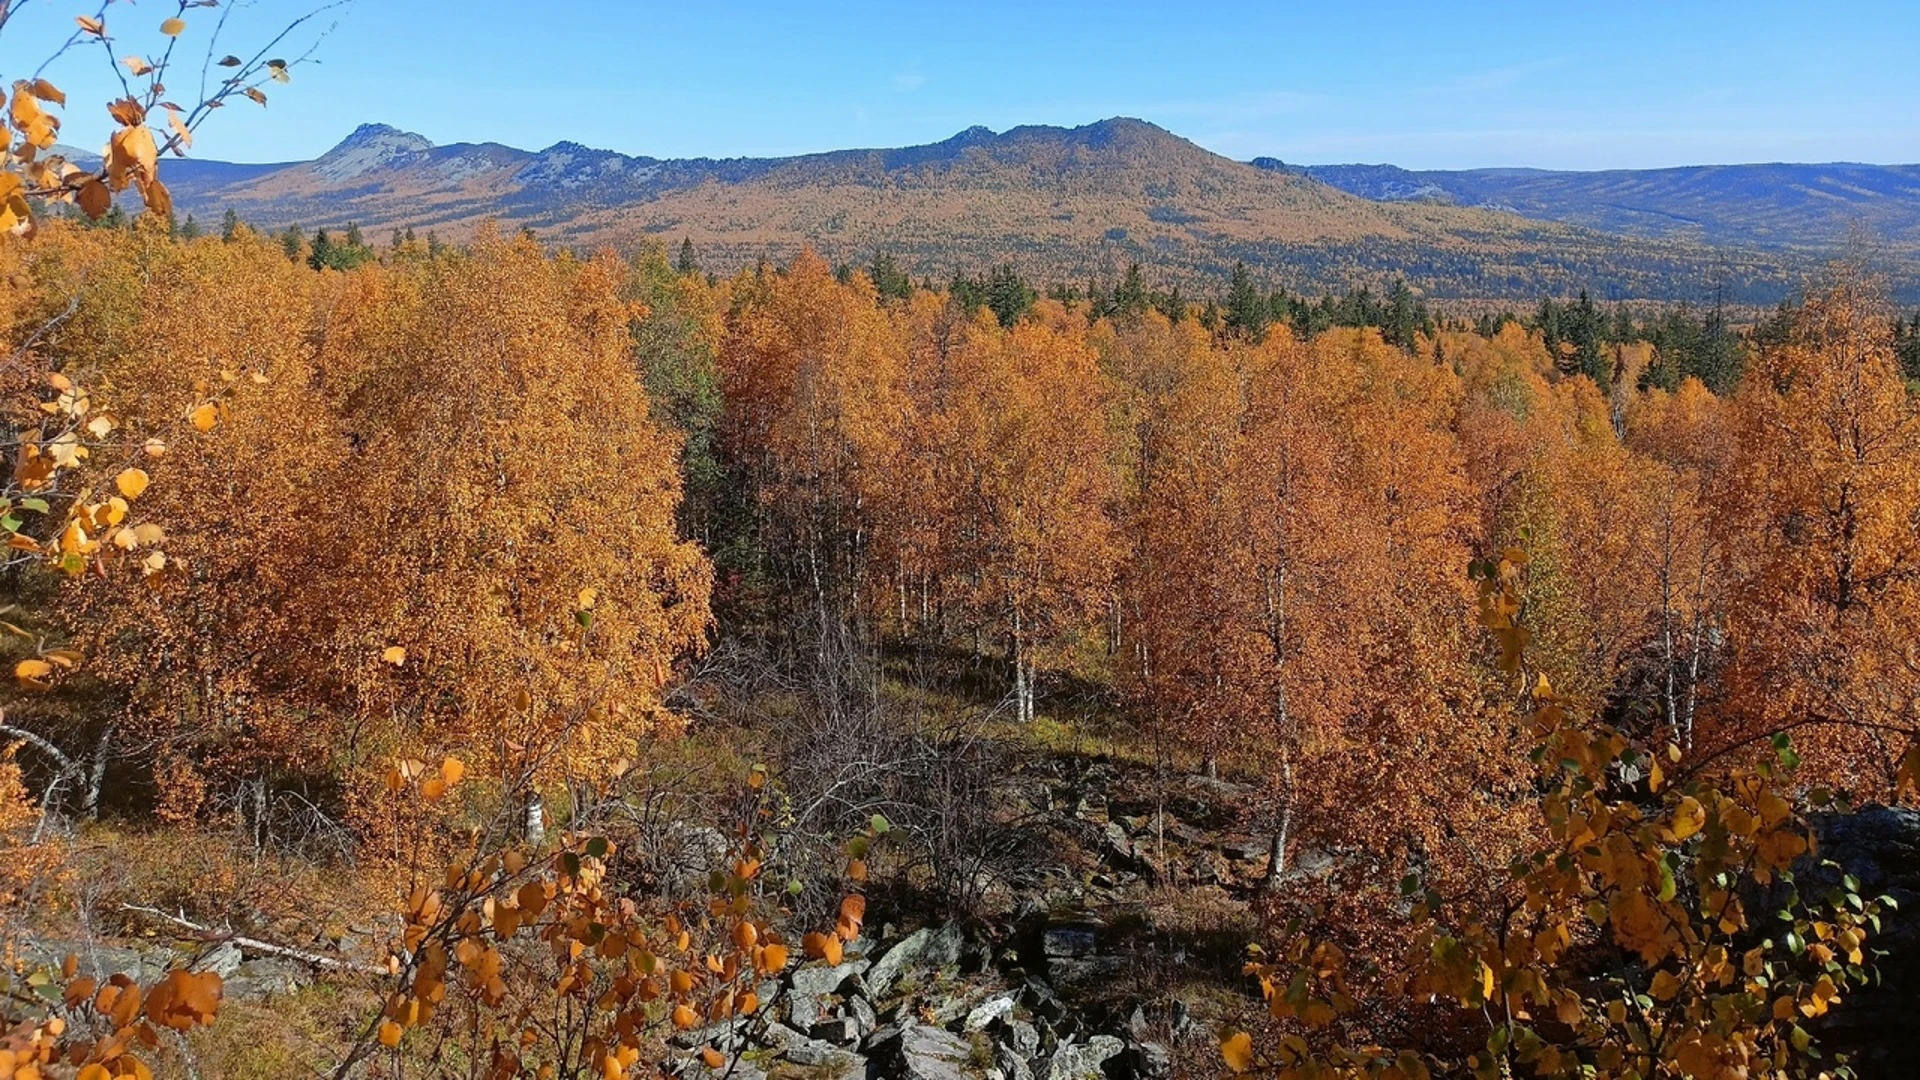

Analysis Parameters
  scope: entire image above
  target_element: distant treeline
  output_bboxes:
[119,208,1920,394]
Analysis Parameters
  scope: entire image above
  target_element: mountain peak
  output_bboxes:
[314,123,433,180]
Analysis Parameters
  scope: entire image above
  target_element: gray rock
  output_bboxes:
[224,957,305,1000]
[887,1023,979,1080]
[1122,1041,1173,1079]
[1021,980,1066,1024]
[849,993,879,1035]
[965,995,1016,1032]
[994,1040,1036,1080]
[1045,1035,1123,1080]
[788,991,826,1032]
[790,959,870,999]
[1042,925,1098,959]
[194,941,244,979]
[866,922,966,998]
[812,1016,863,1045]
[756,1020,808,1049]
[1001,1019,1042,1058]
[787,1036,863,1069]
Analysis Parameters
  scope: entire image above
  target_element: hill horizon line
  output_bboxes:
[131,117,1920,175]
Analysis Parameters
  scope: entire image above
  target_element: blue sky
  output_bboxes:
[8,0,1918,169]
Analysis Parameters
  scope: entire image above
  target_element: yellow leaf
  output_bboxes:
[188,403,218,432]
[440,757,466,785]
[76,14,104,34]
[1671,796,1706,842]
[14,658,53,686]
[159,17,186,37]
[378,1019,402,1046]
[699,1047,725,1070]
[1220,1031,1254,1073]
[141,550,166,575]
[382,646,407,666]
[115,467,151,500]
[144,437,168,458]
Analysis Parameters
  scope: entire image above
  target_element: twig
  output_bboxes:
[117,904,383,975]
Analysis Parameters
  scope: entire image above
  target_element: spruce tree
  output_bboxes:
[307,228,333,271]
[677,237,698,276]
[1224,261,1268,341]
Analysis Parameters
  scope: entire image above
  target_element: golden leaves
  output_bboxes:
[159,17,187,37]
[14,658,53,687]
[1670,795,1706,841]
[800,931,842,966]
[381,645,407,665]
[1220,1031,1254,1073]
[114,468,151,500]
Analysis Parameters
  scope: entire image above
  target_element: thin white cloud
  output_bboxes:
[892,72,926,92]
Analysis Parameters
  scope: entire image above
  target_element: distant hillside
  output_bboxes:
[1260,159,1920,255]
[151,120,1918,303]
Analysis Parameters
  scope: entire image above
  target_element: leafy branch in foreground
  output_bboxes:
[3,0,344,231]
[1223,547,1892,1080]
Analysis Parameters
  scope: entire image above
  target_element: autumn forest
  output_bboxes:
[7,5,1920,1080]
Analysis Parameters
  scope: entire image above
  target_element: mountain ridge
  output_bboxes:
[151,118,1920,302]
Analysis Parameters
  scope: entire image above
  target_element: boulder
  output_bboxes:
[872,1023,981,1080]
[965,995,1017,1032]
[867,923,965,998]
[786,1036,863,1070]
[993,1040,1036,1080]
[1042,925,1098,959]
[812,1016,863,1045]
[1044,1035,1124,1079]
[1118,1041,1173,1079]
[1000,1018,1042,1059]
[1021,979,1067,1024]
[790,959,870,1000]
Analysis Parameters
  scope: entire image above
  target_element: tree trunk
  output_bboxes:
[1263,759,1294,891]
[524,794,547,847]
[82,725,112,821]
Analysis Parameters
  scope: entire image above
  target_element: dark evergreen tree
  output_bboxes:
[1384,278,1420,350]
[1153,284,1185,324]
[677,237,699,276]
[220,208,241,242]
[869,251,913,301]
[1112,263,1149,319]
[1895,313,1920,383]
[307,228,334,272]
[281,225,304,261]
[983,264,1037,328]
[178,214,201,241]
[1223,261,1268,341]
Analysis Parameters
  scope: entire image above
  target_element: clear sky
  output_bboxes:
[8,0,1918,169]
